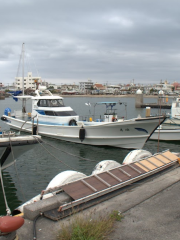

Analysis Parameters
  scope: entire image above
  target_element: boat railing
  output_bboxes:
[79,115,103,122]
[18,114,38,135]
[79,114,125,122]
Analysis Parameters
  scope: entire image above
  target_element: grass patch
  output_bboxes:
[57,210,123,240]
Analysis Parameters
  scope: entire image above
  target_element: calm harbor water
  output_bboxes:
[0,95,178,215]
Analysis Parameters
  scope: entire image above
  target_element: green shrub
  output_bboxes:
[57,210,123,240]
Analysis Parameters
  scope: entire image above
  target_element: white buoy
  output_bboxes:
[123,149,152,165]
[14,170,86,214]
[46,170,86,189]
[92,160,121,175]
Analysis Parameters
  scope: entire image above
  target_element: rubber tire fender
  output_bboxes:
[69,119,77,126]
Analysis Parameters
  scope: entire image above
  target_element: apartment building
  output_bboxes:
[79,80,94,93]
[14,72,41,90]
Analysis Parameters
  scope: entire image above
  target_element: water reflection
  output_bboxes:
[0,96,178,215]
[0,171,21,215]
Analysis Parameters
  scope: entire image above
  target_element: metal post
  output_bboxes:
[22,43,26,113]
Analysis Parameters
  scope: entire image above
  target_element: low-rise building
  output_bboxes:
[14,72,41,90]
[79,80,94,93]
[154,80,173,93]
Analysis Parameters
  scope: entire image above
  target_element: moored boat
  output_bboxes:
[150,97,180,141]
[1,86,166,149]
[0,128,41,170]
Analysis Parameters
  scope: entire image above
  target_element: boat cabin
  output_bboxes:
[31,90,79,125]
[171,98,180,119]
[95,102,118,122]
[10,88,79,126]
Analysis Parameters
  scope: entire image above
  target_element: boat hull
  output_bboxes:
[2,115,165,149]
[163,118,180,126]
[150,128,180,141]
[0,135,41,170]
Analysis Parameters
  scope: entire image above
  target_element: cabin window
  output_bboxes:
[45,111,77,116]
[54,111,77,116]
[37,99,64,107]
[37,99,48,107]
[44,111,54,116]
[47,99,64,107]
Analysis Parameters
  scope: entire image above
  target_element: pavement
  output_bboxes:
[15,165,180,240]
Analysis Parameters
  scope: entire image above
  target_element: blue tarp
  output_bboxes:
[9,90,22,96]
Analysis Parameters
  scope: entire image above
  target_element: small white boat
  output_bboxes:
[161,97,180,126]
[0,129,41,170]
[150,97,180,141]
[150,124,180,141]
[1,86,165,149]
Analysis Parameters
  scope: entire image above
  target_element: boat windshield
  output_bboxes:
[37,99,64,107]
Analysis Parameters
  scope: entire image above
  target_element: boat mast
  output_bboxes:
[22,43,26,113]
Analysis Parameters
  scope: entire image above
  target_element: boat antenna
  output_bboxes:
[16,52,22,78]
[22,43,26,113]
[22,43,24,96]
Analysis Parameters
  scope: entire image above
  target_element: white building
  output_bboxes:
[14,72,41,90]
[154,80,173,93]
[79,80,94,93]
[48,83,58,89]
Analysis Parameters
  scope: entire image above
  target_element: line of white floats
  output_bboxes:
[15,149,152,213]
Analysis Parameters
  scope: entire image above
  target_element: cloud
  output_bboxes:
[1,0,180,86]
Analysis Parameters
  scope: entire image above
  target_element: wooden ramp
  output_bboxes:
[61,150,178,200]
[43,150,179,220]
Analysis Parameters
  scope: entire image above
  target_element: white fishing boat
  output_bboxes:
[1,86,165,149]
[0,128,41,170]
[150,97,180,141]
[164,97,180,125]
[1,43,165,149]
[150,124,180,141]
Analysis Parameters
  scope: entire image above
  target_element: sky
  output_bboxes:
[1,0,180,86]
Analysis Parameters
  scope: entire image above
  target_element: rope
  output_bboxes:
[16,53,22,78]
[17,114,37,134]
[0,166,11,215]
[33,136,78,171]
[8,134,26,202]
[35,137,96,162]
[32,56,40,78]
[33,212,43,240]
[25,52,31,73]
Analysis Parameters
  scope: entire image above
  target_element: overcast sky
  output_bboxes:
[1,0,180,86]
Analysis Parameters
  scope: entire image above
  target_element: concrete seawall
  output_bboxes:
[16,164,180,240]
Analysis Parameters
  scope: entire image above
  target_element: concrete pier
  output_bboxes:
[16,164,180,240]
[135,89,143,108]
[140,103,171,109]
[135,89,172,109]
